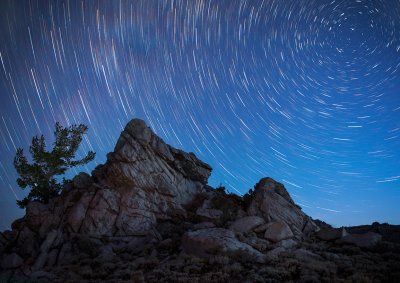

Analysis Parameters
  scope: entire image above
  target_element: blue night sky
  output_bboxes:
[0,0,399,230]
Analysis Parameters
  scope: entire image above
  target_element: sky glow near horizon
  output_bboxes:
[0,0,400,230]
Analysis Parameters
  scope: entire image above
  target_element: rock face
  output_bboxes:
[264,222,294,242]
[247,177,317,239]
[67,119,212,237]
[1,118,397,283]
[182,228,265,262]
[229,216,265,233]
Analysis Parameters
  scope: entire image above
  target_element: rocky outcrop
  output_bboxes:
[182,228,265,262]
[247,177,318,239]
[229,216,265,233]
[0,118,397,283]
[67,119,211,237]
[264,222,294,242]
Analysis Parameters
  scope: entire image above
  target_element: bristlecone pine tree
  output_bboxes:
[13,122,95,208]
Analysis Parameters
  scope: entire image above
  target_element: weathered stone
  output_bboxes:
[16,226,38,257]
[255,177,295,205]
[25,201,50,231]
[317,227,348,241]
[124,118,153,144]
[80,189,120,236]
[57,242,73,265]
[75,118,212,236]
[182,228,265,262]
[107,118,211,190]
[193,222,216,230]
[253,223,269,233]
[108,236,149,254]
[229,216,265,233]
[3,118,398,282]
[238,233,270,252]
[341,232,382,248]
[96,245,116,263]
[73,172,93,189]
[0,253,23,269]
[67,200,89,233]
[264,222,294,242]
[32,230,59,271]
[196,208,223,220]
[39,230,59,253]
[302,217,321,237]
[248,178,319,238]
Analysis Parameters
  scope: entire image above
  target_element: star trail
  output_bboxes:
[0,0,400,230]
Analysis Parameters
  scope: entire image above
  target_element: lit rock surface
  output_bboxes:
[182,228,265,262]
[229,216,265,233]
[247,177,317,239]
[0,119,397,283]
[264,222,294,242]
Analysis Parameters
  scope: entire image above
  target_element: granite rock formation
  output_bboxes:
[1,118,399,283]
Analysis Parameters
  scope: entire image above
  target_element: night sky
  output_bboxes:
[1,0,400,230]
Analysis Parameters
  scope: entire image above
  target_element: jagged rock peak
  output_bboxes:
[254,177,295,205]
[124,118,153,144]
[248,177,318,239]
[101,118,212,186]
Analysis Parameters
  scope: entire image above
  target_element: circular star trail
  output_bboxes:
[0,0,399,229]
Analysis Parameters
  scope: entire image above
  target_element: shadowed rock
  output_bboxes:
[182,228,265,262]
[1,118,398,283]
[247,177,317,239]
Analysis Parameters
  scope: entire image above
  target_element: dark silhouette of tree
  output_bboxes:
[14,122,95,208]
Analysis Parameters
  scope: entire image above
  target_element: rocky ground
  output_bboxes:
[1,119,399,283]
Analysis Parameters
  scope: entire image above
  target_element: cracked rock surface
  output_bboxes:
[1,119,399,283]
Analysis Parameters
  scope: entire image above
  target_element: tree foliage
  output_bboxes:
[14,122,95,208]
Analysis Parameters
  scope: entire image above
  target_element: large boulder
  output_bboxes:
[264,222,294,242]
[229,216,265,233]
[72,172,93,189]
[196,208,223,220]
[247,177,318,238]
[182,228,265,262]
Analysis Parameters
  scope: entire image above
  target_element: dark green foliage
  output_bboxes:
[14,122,95,208]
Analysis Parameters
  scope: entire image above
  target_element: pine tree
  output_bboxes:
[14,122,95,208]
